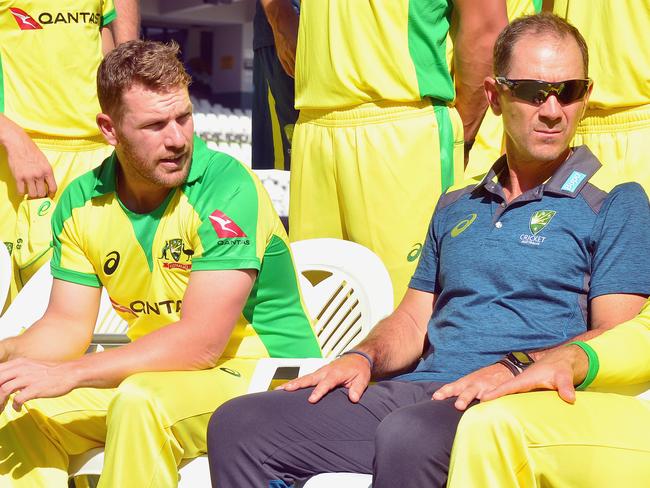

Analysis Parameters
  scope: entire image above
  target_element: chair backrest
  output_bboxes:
[290,238,394,357]
[0,243,12,314]
[0,261,127,342]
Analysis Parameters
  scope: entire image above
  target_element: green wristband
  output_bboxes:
[569,341,600,390]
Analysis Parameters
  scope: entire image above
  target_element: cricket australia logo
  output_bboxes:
[520,210,556,246]
[159,238,193,270]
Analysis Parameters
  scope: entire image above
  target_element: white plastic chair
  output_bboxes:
[0,243,12,314]
[67,238,393,487]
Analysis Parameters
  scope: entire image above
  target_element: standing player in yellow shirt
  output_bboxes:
[0,0,139,303]
[288,0,507,304]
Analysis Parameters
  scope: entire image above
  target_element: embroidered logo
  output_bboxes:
[520,210,556,246]
[451,214,477,238]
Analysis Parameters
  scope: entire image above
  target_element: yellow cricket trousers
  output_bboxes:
[0,358,255,487]
[289,100,464,305]
[447,390,650,487]
[576,104,650,195]
[0,137,112,306]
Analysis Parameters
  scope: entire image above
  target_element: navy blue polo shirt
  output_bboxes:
[399,146,650,383]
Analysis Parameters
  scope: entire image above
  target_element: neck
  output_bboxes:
[502,147,572,202]
[116,160,170,214]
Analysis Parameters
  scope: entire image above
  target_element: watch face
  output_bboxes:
[512,351,534,365]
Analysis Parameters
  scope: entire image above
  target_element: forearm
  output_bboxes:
[2,318,92,362]
[68,318,229,389]
[529,328,607,361]
[108,0,140,47]
[0,114,27,148]
[453,3,507,142]
[353,310,426,378]
[260,0,297,26]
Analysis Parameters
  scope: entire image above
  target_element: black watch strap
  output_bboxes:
[497,351,535,376]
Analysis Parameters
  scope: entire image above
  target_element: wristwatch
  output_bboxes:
[497,351,534,376]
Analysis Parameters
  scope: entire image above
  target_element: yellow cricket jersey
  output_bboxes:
[50,138,322,359]
[553,0,650,109]
[295,0,455,109]
[0,0,114,139]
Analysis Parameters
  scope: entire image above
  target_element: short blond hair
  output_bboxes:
[97,39,191,118]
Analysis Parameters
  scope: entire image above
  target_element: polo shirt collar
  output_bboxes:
[473,145,602,199]
[91,135,208,197]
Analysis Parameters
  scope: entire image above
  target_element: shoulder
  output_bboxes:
[435,175,483,212]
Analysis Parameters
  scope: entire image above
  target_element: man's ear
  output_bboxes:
[96,113,119,147]
[484,77,502,116]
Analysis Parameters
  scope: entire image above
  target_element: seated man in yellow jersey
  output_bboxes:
[0,40,320,488]
[0,0,139,304]
[447,301,650,487]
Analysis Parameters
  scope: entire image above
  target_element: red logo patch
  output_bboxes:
[209,210,246,238]
[9,8,43,30]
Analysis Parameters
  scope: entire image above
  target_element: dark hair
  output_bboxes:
[493,13,589,77]
[97,39,191,118]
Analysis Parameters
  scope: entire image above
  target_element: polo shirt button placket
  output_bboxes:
[495,221,503,229]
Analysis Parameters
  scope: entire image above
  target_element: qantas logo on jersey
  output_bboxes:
[209,210,247,239]
[110,297,183,317]
[9,8,42,29]
[9,8,102,29]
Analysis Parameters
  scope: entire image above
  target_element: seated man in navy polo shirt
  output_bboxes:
[206,13,650,488]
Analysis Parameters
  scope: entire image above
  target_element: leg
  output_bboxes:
[99,358,256,488]
[208,381,439,488]
[0,387,113,488]
[336,102,464,304]
[447,391,650,488]
[372,395,467,488]
[289,115,344,241]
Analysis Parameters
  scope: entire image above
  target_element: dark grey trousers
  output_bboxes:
[207,380,470,488]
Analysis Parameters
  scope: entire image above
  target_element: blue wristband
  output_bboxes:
[338,350,374,371]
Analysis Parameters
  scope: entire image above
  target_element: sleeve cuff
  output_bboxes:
[101,9,117,27]
[51,264,102,288]
[192,257,261,272]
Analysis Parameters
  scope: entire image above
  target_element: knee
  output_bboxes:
[207,393,275,459]
[108,373,161,420]
[375,408,436,459]
[456,399,523,445]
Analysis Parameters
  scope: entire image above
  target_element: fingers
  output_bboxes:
[432,382,458,401]
[13,386,37,411]
[346,374,370,403]
[307,377,340,403]
[45,171,58,198]
[278,371,320,392]
[555,373,577,404]
[454,385,481,411]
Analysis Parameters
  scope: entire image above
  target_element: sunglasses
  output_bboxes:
[495,77,592,105]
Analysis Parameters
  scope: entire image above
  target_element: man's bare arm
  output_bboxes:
[0,269,255,409]
[0,279,101,363]
[452,0,507,151]
[281,288,434,403]
[0,114,57,199]
[102,0,140,53]
[260,0,299,77]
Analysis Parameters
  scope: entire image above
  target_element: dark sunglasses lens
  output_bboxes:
[511,80,588,104]
[556,80,589,103]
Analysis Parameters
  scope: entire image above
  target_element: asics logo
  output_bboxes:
[450,213,477,238]
[209,209,247,238]
[9,8,42,30]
